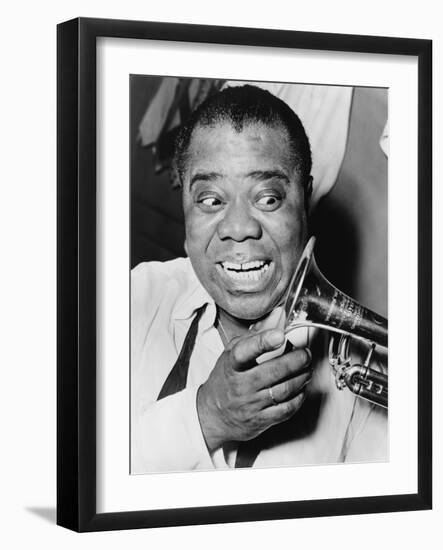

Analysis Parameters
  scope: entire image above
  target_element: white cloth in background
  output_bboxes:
[224,81,353,207]
[138,78,225,147]
[138,78,181,147]
[131,257,387,474]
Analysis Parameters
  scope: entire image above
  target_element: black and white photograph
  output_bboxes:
[130,77,389,474]
[55,16,431,533]
[0,0,438,544]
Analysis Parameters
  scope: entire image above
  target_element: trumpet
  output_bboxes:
[283,237,388,408]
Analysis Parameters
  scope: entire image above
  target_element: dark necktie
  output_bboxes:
[157,304,207,400]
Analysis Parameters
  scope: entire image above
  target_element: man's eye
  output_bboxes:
[198,196,222,208]
[256,194,282,210]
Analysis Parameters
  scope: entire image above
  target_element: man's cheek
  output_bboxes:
[186,216,213,239]
[282,214,303,237]
[282,222,305,258]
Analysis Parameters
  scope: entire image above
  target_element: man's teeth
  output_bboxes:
[223,260,267,270]
[221,260,270,281]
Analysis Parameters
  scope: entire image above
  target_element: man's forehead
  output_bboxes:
[185,121,294,172]
[189,120,290,145]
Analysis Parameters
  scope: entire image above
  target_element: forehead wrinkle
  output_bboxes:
[189,171,223,189]
[245,170,290,182]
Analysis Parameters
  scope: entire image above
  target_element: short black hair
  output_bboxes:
[173,84,312,190]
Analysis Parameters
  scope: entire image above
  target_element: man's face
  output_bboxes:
[182,122,308,321]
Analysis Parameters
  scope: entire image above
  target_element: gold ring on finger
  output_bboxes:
[268,386,278,406]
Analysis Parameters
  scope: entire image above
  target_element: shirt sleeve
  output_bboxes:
[131,384,216,473]
[131,260,218,473]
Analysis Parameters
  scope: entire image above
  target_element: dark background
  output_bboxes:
[130,76,387,317]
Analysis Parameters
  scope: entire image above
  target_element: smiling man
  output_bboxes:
[131,85,387,473]
[182,121,307,323]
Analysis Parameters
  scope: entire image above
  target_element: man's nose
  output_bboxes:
[216,200,262,242]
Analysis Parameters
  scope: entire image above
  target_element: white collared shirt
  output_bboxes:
[131,258,387,474]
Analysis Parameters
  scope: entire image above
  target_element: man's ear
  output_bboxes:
[306,176,313,201]
[305,176,313,212]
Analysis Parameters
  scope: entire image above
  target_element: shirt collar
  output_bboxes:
[172,258,217,331]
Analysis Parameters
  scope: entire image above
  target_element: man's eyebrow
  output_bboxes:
[246,170,289,182]
[189,171,222,188]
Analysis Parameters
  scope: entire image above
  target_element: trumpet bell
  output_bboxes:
[284,237,388,348]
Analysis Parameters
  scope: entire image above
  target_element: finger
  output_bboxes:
[249,347,312,390]
[259,370,312,407]
[258,391,307,425]
[231,329,285,370]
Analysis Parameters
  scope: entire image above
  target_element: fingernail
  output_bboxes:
[268,330,285,348]
[304,347,312,364]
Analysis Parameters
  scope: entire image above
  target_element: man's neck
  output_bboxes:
[216,308,254,344]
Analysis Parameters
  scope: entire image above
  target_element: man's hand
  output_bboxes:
[197,328,312,452]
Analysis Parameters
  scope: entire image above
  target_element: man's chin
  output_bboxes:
[219,298,275,324]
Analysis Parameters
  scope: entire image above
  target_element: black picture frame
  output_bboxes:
[57,17,432,532]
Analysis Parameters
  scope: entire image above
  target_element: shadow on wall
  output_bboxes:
[131,75,185,268]
[310,194,360,302]
[25,507,56,524]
